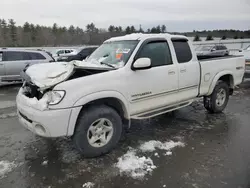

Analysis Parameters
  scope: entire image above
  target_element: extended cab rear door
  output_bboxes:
[171,38,200,101]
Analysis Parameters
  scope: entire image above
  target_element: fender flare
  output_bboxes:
[207,71,234,96]
[67,90,130,136]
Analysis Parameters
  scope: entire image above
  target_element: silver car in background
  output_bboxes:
[0,49,54,82]
[196,45,229,57]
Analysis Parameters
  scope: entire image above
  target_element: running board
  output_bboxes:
[131,101,192,119]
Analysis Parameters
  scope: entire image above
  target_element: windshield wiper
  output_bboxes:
[100,62,115,68]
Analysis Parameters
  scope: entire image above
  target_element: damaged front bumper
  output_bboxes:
[16,89,72,137]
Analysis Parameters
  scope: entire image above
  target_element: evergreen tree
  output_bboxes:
[221,35,227,40]
[8,19,17,46]
[161,25,166,33]
[108,25,115,33]
[193,34,201,41]
[156,25,161,33]
[130,26,136,33]
[206,35,213,41]
[125,26,131,34]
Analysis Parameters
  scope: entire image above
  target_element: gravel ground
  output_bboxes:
[0,81,250,188]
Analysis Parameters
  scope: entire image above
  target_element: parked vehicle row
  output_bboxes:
[57,47,98,62]
[17,33,245,157]
[195,44,229,58]
[0,47,98,83]
[53,49,77,61]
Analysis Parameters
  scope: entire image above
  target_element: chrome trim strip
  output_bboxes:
[131,85,198,102]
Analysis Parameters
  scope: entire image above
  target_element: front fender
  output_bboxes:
[67,90,130,136]
[207,71,234,95]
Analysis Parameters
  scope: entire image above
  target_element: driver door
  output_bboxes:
[124,40,179,117]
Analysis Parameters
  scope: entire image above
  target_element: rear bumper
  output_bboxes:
[16,91,73,137]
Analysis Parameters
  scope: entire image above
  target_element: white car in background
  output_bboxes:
[53,49,77,61]
[195,45,229,58]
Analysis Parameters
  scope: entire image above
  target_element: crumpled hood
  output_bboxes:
[25,60,110,90]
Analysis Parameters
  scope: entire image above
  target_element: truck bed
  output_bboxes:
[198,55,245,96]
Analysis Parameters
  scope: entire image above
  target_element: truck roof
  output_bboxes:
[105,33,188,42]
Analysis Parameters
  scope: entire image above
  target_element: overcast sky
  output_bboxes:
[1,0,250,31]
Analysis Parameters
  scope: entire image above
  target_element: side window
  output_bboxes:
[4,51,29,61]
[137,41,172,67]
[57,50,64,55]
[29,52,46,60]
[172,40,192,63]
[65,50,71,53]
[0,52,3,61]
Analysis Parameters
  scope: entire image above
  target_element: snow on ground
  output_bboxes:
[82,182,95,188]
[139,140,185,152]
[115,140,185,179]
[0,101,16,109]
[165,151,173,156]
[116,150,156,179]
[41,160,48,166]
[0,161,18,178]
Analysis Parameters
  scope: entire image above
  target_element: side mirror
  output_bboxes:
[132,58,151,70]
[211,48,216,52]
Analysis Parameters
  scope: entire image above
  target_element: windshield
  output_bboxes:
[87,40,139,68]
[196,46,213,51]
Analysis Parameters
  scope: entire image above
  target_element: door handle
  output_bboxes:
[180,68,186,73]
[168,70,175,75]
[0,63,4,66]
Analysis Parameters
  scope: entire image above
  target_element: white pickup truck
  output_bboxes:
[16,34,245,157]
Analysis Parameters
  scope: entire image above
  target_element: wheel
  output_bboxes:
[203,81,229,113]
[73,105,123,158]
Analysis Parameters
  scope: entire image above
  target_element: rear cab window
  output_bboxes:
[171,39,192,63]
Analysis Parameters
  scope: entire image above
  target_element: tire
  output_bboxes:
[73,105,123,158]
[203,81,229,113]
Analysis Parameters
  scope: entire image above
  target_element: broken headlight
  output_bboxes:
[49,90,66,105]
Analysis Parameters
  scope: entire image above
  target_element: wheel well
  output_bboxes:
[218,74,234,95]
[80,97,130,129]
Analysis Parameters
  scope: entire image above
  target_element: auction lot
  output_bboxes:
[0,79,250,188]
